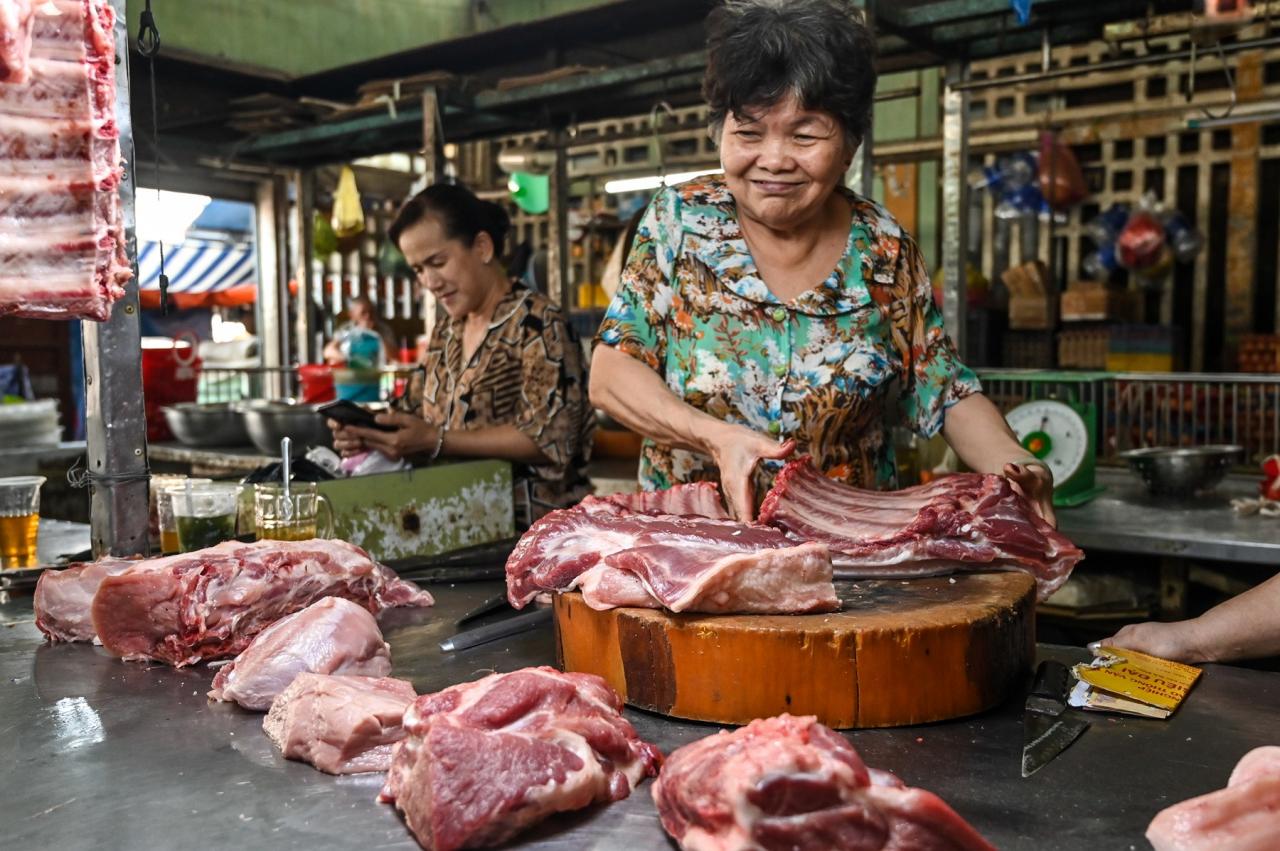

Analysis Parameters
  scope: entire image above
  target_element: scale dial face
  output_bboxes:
[1005,399,1088,485]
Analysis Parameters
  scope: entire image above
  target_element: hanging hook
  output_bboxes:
[138,0,161,57]
[1198,39,1238,121]
[649,101,677,186]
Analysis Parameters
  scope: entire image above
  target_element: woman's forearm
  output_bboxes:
[1185,572,1280,662]
[941,394,1033,473]
[589,344,727,454]
[443,424,549,466]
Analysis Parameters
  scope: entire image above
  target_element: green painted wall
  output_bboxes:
[130,0,620,78]
[870,68,943,270]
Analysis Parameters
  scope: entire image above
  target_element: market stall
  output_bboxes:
[2,2,1280,850]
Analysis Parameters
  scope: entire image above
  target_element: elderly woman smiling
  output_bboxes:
[590,0,1055,523]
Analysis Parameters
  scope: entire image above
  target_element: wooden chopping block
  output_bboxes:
[554,571,1035,729]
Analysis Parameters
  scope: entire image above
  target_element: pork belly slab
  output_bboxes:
[1147,746,1280,851]
[653,714,995,851]
[381,666,662,851]
[505,502,836,614]
[208,596,392,711]
[82,539,431,666]
[263,673,416,775]
[0,0,131,321]
[759,457,1083,601]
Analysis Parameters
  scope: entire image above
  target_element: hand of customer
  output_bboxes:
[327,419,365,458]
[710,424,796,522]
[1098,620,1207,665]
[335,411,438,462]
[1004,461,1056,528]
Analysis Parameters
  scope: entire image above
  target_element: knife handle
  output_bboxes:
[1029,660,1069,703]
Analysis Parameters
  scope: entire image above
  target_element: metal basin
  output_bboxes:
[236,401,333,455]
[1118,445,1245,497]
[161,402,250,448]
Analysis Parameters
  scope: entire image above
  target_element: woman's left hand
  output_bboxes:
[1003,461,1056,528]
[339,410,438,462]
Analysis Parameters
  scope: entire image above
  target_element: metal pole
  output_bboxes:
[291,169,316,364]
[81,0,148,558]
[941,60,970,359]
[549,128,572,313]
[255,176,290,398]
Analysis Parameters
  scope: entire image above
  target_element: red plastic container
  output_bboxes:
[298,364,337,403]
[141,336,200,442]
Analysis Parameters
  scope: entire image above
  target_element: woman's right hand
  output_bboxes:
[706,423,796,522]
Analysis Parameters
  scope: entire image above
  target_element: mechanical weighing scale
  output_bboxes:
[1005,394,1107,508]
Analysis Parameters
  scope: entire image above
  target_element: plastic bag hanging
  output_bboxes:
[331,166,365,239]
[1038,131,1087,211]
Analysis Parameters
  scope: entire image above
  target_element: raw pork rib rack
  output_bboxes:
[759,457,1083,601]
[0,0,131,321]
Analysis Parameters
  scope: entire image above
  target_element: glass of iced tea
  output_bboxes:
[157,478,211,554]
[172,483,242,552]
[0,476,44,568]
[254,482,333,541]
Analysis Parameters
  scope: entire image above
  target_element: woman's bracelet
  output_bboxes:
[429,426,447,461]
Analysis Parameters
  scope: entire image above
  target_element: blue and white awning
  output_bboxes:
[137,240,256,293]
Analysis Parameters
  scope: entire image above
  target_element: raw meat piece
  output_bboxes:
[208,597,392,711]
[1147,746,1280,851]
[34,554,138,642]
[580,482,731,520]
[381,666,661,851]
[506,506,835,613]
[758,457,1083,600]
[90,539,432,667]
[0,0,35,83]
[652,714,995,851]
[591,541,835,613]
[0,0,130,321]
[263,673,416,775]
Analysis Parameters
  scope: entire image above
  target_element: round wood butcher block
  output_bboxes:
[553,571,1036,729]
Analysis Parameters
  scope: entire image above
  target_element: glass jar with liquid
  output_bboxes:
[254,482,334,541]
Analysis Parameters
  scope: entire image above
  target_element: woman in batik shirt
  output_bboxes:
[329,183,594,510]
[591,0,1054,523]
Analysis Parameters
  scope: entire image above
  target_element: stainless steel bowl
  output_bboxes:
[162,402,250,447]
[1118,445,1245,497]
[235,400,333,455]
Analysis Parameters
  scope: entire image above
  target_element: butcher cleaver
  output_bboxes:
[1021,660,1090,778]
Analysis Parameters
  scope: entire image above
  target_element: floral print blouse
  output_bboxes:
[595,175,980,493]
[400,283,595,510]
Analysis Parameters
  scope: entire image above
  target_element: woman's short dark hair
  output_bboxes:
[388,183,510,255]
[703,0,877,147]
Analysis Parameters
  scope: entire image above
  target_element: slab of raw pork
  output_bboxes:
[758,457,1083,600]
[506,502,835,614]
[0,0,34,83]
[208,596,392,710]
[1147,746,1280,851]
[579,482,731,520]
[653,714,994,851]
[0,0,131,320]
[381,666,661,851]
[263,673,417,775]
[89,539,432,666]
[34,554,138,642]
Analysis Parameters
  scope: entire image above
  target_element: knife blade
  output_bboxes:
[1021,660,1090,778]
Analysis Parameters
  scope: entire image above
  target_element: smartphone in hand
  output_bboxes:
[317,400,398,432]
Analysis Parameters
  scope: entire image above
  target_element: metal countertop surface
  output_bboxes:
[2,580,1279,851]
[1056,467,1280,563]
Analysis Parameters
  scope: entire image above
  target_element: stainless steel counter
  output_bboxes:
[148,442,274,476]
[1057,468,1280,563]
[2,579,1277,850]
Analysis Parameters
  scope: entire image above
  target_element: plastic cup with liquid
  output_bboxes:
[157,478,211,554]
[172,483,241,553]
[0,476,44,568]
